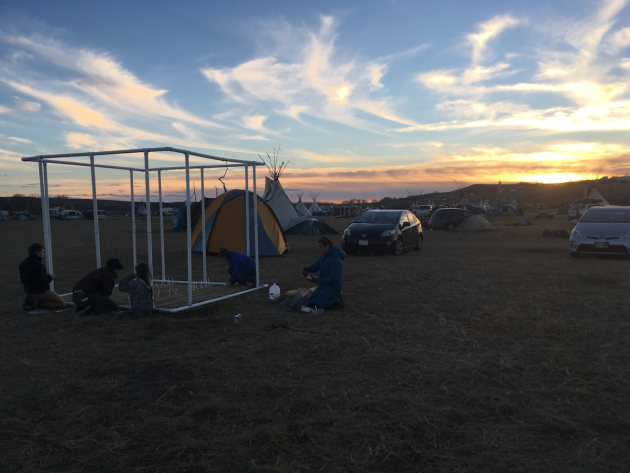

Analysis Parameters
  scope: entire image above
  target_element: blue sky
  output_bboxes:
[1,0,629,202]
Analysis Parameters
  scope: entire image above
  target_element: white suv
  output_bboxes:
[413,205,433,218]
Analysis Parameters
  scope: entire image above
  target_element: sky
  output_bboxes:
[1,0,629,203]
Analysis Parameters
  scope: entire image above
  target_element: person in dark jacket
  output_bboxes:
[18,243,66,311]
[302,237,346,309]
[72,258,123,315]
[219,246,256,286]
[118,262,154,317]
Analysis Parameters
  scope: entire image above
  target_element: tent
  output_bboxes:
[308,191,323,215]
[191,189,287,256]
[284,216,339,236]
[136,205,147,217]
[295,194,311,217]
[0,212,8,222]
[586,187,609,205]
[262,177,300,230]
[454,215,496,231]
[172,198,213,232]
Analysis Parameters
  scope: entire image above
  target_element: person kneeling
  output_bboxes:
[219,246,256,287]
[118,263,154,318]
[19,243,66,311]
[72,258,123,315]
[302,237,346,310]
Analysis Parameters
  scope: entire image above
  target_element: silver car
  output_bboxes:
[570,206,630,257]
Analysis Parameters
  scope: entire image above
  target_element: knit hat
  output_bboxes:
[218,246,231,258]
[106,258,123,270]
[28,243,44,255]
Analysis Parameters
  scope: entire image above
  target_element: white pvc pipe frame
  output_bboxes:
[24,147,266,313]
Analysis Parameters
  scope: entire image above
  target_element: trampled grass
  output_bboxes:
[0,214,628,472]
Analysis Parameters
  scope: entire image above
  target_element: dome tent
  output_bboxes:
[191,189,287,256]
[284,216,339,236]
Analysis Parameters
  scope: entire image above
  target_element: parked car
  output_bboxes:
[58,210,83,220]
[458,204,486,215]
[568,203,603,221]
[342,210,422,255]
[570,206,630,257]
[413,205,433,218]
[428,208,473,231]
[84,210,106,220]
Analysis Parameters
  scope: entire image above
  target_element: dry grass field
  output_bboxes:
[1,214,629,472]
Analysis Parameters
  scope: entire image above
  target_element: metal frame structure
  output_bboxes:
[22,147,266,313]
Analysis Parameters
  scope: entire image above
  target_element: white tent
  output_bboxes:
[309,191,322,214]
[295,194,311,216]
[262,177,300,230]
[587,187,609,205]
[136,205,147,216]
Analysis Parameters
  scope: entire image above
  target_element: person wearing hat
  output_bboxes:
[218,246,256,287]
[18,243,67,311]
[72,258,123,315]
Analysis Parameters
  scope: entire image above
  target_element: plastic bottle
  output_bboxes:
[234,313,242,324]
[269,283,280,300]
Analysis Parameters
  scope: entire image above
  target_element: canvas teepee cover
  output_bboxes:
[295,197,311,217]
[587,188,609,205]
[262,177,300,230]
[137,205,147,216]
[191,189,287,256]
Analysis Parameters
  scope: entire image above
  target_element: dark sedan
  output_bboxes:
[428,208,473,231]
[342,210,422,255]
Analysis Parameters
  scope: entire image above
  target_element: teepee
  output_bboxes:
[260,146,300,230]
[295,192,311,216]
[585,186,609,205]
[308,191,322,214]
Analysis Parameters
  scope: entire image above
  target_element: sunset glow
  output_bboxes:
[1,1,630,201]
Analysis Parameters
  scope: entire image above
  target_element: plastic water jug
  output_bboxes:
[269,283,280,300]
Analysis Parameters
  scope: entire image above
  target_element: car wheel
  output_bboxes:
[394,238,404,255]
[446,222,456,231]
[413,235,423,251]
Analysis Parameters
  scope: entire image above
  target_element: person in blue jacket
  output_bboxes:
[219,246,256,286]
[302,236,346,309]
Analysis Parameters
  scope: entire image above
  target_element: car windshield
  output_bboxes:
[355,211,400,224]
[580,208,630,223]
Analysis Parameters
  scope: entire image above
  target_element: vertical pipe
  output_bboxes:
[90,154,101,268]
[185,153,192,306]
[144,151,153,271]
[253,165,259,288]
[245,165,250,257]
[130,171,137,268]
[200,168,207,282]
[42,162,54,291]
[38,159,52,291]
[158,170,166,281]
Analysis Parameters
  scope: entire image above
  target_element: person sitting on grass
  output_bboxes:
[302,236,346,310]
[72,258,123,315]
[19,243,67,311]
[219,246,256,287]
[118,262,154,318]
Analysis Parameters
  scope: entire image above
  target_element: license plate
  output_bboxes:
[594,242,608,249]
[358,240,368,246]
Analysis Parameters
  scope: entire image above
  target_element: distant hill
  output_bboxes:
[0,196,186,215]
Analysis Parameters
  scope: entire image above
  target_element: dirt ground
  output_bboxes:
[1,214,629,472]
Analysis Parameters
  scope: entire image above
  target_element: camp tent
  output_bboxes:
[586,187,609,205]
[262,177,300,230]
[295,194,311,217]
[309,191,323,215]
[191,189,287,256]
[172,198,213,232]
[454,215,496,231]
[0,212,8,222]
[284,216,339,236]
[136,205,147,217]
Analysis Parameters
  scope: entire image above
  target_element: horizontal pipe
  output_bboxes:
[41,159,144,172]
[153,279,226,285]
[148,163,251,172]
[166,284,268,312]
[22,146,264,166]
